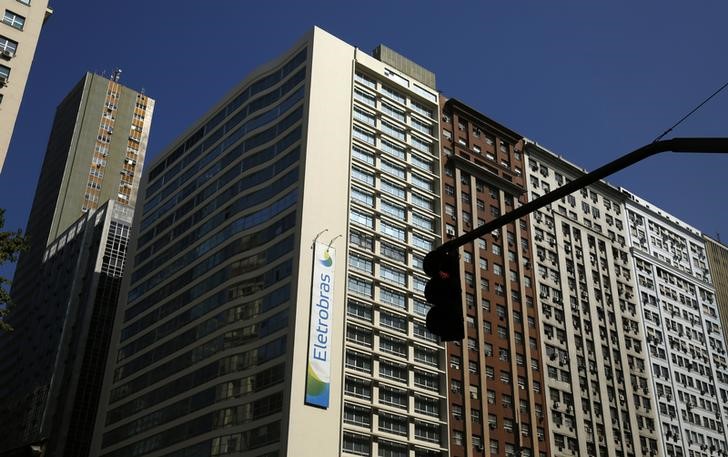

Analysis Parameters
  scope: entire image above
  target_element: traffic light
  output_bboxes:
[423,249,464,342]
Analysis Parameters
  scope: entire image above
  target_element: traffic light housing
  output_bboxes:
[423,249,464,341]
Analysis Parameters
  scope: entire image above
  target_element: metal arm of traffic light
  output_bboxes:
[432,137,728,255]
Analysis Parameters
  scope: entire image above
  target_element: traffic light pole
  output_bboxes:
[433,137,728,255]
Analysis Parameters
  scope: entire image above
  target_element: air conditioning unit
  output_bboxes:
[0,75,7,86]
[1,49,12,58]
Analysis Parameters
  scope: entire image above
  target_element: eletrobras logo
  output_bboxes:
[305,242,335,408]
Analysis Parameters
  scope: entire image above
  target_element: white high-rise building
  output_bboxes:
[624,191,728,457]
[524,140,661,457]
[91,27,447,457]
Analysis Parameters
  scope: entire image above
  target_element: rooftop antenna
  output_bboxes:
[112,68,122,82]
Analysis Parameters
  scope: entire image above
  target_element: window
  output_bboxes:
[345,377,372,400]
[351,187,374,207]
[344,403,372,427]
[379,440,407,457]
[2,10,24,30]
[348,277,373,297]
[382,159,406,179]
[347,300,372,322]
[381,199,406,219]
[0,64,9,83]
[350,209,373,228]
[381,102,406,121]
[355,72,376,89]
[353,126,376,145]
[381,221,406,241]
[380,385,408,407]
[380,412,408,436]
[0,35,17,55]
[354,89,376,107]
[381,241,406,263]
[343,433,370,456]
[353,107,376,126]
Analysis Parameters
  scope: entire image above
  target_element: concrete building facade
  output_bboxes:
[624,192,728,457]
[439,99,551,457]
[90,28,447,457]
[524,141,661,457]
[0,0,52,172]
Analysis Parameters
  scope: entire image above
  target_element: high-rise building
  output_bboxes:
[524,141,661,457]
[0,72,153,456]
[704,236,728,349]
[91,28,447,457]
[0,201,134,456]
[439,98,551,457]
[10,71,153,313]
[0,0,53,172]
[624,192,728,457]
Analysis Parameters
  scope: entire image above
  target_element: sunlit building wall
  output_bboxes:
[524,141,661,457]
[624,191,728,457]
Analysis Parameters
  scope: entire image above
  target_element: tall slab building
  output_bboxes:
[439,98,551,457]
[0,0,52,172]
[91,28,447,457]
[0,73,153,456]
[624,192,728,457]
[524,141,661,457]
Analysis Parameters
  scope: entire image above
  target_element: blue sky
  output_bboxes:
[1,1,727,278]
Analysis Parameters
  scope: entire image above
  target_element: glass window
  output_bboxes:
[352,166,374,185]
[411,117,433,136]
[382,121,406,141]
[355,72,376,89]
[0,64,9,82]
[380,241,406,263]
[350,209,373,228]
[382,159,406,179]
[0,35,17,55]
[380,287,406,309]
[351,186,374,206]
[354,89,376,107]
[381,221,406,241]
[411,173,433,192]
[380,312,407,332]
[345,376,372,399]
[381,179,406,199]
[381,102,406,121]
[353,107,376,126]
[411,193,434,211]
[347,300,372,321]
[381,199,406,219]
[353,126,376,145]
[349,253,373,273]
[381,86,406,104]
[343,433,370,456]
[381,139,406,159]
[411,100,434,119]
[410,136,431,153]
[2,10,25,30]
[348,277,373,297]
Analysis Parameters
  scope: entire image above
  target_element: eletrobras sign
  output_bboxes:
[305,242,335,408]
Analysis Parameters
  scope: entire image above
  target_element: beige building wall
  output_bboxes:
[284,27,354,456]
[525,141,661,457]
[0,0,52,172]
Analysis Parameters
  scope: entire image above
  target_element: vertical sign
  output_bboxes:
[305,242,335,408]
